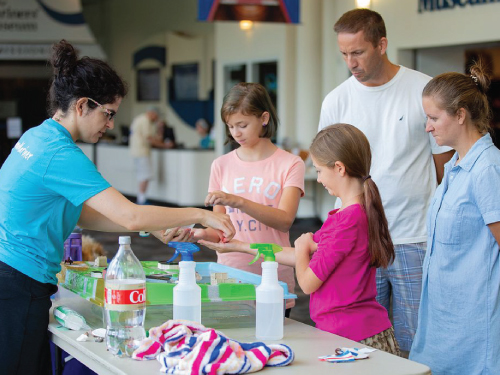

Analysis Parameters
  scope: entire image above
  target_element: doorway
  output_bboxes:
[0,61,50,166]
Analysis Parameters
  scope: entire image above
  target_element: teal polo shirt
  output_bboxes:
[0,119,110,284]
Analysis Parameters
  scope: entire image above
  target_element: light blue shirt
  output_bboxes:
[0,119,110,284]
[410,133,500,375]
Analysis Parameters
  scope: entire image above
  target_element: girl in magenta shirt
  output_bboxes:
[202,124,399,355]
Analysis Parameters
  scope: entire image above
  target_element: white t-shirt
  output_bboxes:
[318,66,451,245]
[129,113,154,157]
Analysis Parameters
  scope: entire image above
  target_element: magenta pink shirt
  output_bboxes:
[208,148,305,306]
[309,204,391,341]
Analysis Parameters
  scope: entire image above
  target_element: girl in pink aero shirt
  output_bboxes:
[201,124,399,355]
[193,83,305,312]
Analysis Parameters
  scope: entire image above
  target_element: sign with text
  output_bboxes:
[419,0,500,13]
[0,0,94,43]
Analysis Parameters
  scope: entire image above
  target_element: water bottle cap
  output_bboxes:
[119,236,131,245]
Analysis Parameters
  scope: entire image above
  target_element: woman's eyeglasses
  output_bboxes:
[87,97,117,121]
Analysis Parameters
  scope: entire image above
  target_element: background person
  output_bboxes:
[193,83,305,314]
[318,8,454,354]
[195,117,214,149]
[201,124,399,355]
[129,106,160,204]
[0,40,234,375]
[410,61,500,375]
[154,120,176,149]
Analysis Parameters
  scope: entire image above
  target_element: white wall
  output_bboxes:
[375,1,500,63]
[213,21,298,155]
[416,45,466,77]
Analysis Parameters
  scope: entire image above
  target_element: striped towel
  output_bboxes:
[132,320,294,374]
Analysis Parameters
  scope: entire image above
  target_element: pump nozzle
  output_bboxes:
[166,242,200,262]
[249,243,282,264]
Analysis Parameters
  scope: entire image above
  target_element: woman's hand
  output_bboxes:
[151,227,194,244]
[198,239,249,254]
[201,211,235,241]
[205,191,242,208]
[294,232,317,255]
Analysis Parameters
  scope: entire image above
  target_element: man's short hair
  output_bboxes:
[334,9,386,47]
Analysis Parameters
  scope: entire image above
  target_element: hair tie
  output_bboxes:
[363,175,371,182]
[471,74,478,85]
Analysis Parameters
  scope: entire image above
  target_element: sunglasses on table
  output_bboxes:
[87,97,117,121]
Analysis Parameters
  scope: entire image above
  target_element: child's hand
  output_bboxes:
[152,227,195,244]
[294,232,317,254]
[201,211,235,241]
[169,227,195,242]
[205,191,241,208]
[191,228,207,242]
[198,239,249,254]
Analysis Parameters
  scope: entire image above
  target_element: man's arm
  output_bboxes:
[433,150,454,184]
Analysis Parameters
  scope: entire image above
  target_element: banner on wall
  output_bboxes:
[198,0,300,24]
[0,0,104,59]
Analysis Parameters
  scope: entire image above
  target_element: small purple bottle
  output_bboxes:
[64,233,82,262]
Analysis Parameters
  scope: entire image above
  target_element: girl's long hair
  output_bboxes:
[310,124,394,268]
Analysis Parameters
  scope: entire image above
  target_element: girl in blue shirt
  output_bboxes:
[410,61,500,374]
[0,40,234,375]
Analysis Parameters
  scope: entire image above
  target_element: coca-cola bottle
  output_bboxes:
[104,236,146,357]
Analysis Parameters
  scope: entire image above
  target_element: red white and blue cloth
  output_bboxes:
[132,320,294,374]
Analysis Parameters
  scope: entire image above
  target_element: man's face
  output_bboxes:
[148,110,159,123]
[337,30,385,86]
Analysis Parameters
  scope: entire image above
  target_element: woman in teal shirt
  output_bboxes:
[410,61,500,374]
[0,40,234,375]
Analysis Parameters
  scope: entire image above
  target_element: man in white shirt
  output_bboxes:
[318,8,453,354]
[129,106,159,205]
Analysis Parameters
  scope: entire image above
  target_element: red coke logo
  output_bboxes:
[105,287,146,305]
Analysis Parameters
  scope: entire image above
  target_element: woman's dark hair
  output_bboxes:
[220,82,278,145]
[310,123,394,268]
[422,59,491,134]
[47,39,127,116]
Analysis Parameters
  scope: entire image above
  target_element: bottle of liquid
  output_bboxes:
[173,260,201,323]
[64,232,82,262]
[104,236,146,357]
[249,243,284,340]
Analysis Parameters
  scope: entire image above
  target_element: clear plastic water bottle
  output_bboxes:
[173,261,201,323]
[104,236,146,357]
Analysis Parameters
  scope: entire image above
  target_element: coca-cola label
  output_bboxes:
[104,281,146,311]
